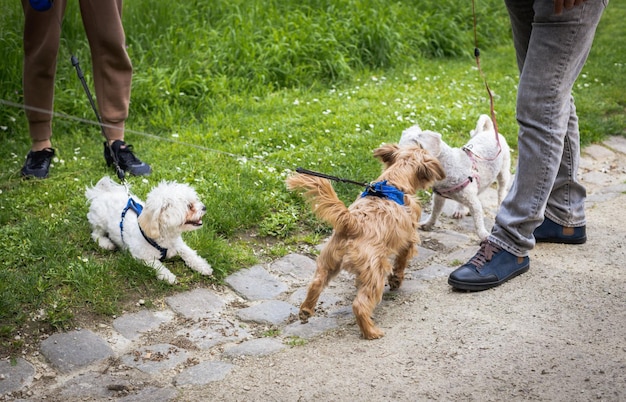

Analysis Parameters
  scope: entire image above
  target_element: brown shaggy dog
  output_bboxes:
[286,144,445,339]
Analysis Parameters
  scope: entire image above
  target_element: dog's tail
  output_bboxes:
[286,173,360,235]
[84,176,123,201]
[471,114,494,137]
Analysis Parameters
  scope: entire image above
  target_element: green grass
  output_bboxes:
[0,0,624,356]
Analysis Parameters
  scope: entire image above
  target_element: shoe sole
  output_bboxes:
[535,236,587,245]
[448,264,530,291]
[104,156,151,176]
[21,172,49,179]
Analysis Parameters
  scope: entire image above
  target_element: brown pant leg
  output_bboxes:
[78,0,132,142]
[22,0,67,147]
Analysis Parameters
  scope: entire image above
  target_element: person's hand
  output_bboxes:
[554,0,588,15]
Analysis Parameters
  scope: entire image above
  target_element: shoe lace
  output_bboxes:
[116,144,142,166]
[468,240,502,270]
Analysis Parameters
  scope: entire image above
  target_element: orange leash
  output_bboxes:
[471,0,502,159]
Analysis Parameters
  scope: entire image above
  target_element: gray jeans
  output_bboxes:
[490,0,608,257]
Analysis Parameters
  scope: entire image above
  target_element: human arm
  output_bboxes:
[554,0,588,15]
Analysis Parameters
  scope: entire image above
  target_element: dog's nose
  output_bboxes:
[202,205,206,212]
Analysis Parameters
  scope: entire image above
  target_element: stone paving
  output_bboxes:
[1,136,626,401]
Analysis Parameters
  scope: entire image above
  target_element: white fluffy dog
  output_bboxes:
[85,176,213,284]
[399,114,511,240]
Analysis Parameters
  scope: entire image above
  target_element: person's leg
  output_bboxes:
[544,97,586,226]
[505,0,588,243]
[78,0,151,175]
[448,0,607,290]
[491,0,606,256]
[504,0,534,73]
[21,0,68,177]
[530,96,588,243]
[21,0,67,151]
[78,0,131,143]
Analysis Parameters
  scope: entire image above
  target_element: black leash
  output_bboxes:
[295,167,407,206]
[70,55,126,181]
[295,167,369,187]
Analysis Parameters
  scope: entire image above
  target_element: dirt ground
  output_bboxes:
[178,198,625,401]
[177,143,626,402]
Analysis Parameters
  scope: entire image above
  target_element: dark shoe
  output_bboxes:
[534,217,586,244]
[448,240,529,291]
[21,148,55,179]
[104,140,151,176]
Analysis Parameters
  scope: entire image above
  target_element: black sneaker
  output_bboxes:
[104,140,152,176]
[21,148,55,179]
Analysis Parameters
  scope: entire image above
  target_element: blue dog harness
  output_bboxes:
[120,198,168,261]
[360,181,405,206]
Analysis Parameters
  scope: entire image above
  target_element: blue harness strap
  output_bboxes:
[360,181,405,206]
[120,198,168,261]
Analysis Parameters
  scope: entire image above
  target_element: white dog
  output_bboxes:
[399,114,511,240]
[85,176,213,284]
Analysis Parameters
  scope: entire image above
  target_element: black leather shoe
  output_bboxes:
[21,148,55,179]
[448,240,529,291]
[534,217,586,244]
[104,140,151,176]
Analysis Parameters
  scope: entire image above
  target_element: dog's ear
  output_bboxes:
[476,114,493,134]
[399,125,422,146]
[373,143,400,166]
[137,204,161,239]
[416,151,446,186]
[418,131,443,157]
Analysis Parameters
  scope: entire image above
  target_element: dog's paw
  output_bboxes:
[478,230,491,242]
[194,261,213,276]
[362,327,385,340]
[452,206,470,219]
[388,275,403,290]
[419,223,434,232]
[94,236,116,250]
[200,267,213,276]
[299,308,313,323]
[156,269,178,285]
